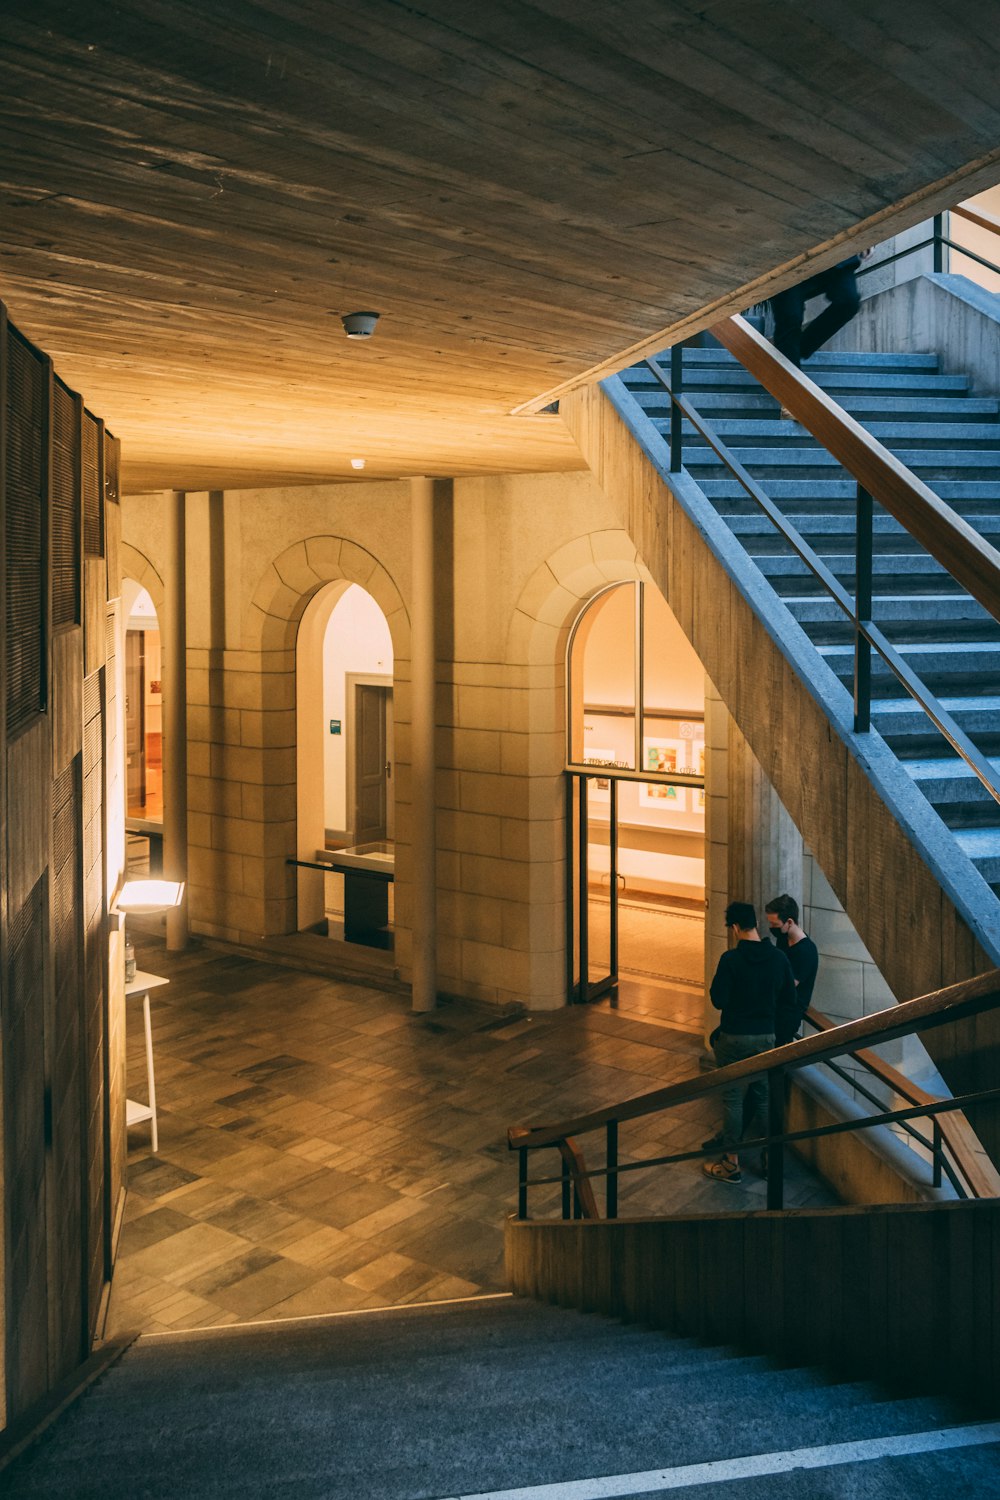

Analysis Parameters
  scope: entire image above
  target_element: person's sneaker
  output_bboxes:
[702,1157,742,1184]
[701,1133,725,1151]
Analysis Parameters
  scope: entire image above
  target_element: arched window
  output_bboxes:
[567,581,705,801]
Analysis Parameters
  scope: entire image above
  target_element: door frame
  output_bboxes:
[345,672,393,844]
[566,770,619,1004]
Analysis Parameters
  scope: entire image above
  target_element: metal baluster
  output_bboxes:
[854,484,873,733]
[766,1067,785,1211]
[561,1155,572,1220]
[518,1148,528,1220]
[933,212,944,275]
[606,1119,618,1219]
[670,344,683,472]
[932,1120,943,1189]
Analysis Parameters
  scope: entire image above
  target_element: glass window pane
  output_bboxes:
[569,583,636,770]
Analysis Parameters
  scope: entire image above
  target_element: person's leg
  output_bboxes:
[800,266,860,361]
[740,1034,776,1169]
[769,286,806,366]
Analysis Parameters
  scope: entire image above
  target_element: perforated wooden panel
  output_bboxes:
[82,669,107,1320]
[82,412,103,558]
[103,429,119,504]
[5,327,47,733]
[50,758,87,1374]
[51,378,81,631]
[3,877,49,1412]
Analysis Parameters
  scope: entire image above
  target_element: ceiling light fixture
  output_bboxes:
[351,458,366,470]
[341,311,380,339]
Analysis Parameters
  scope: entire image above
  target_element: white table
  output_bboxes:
[125,970,168,1153]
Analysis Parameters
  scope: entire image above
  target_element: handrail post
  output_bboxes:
[561,1153,572,1220]
[933,212,944,274]
[518,1147,528,1219]
[854,483,873,733]
[766,1067,785,1211]
[606,1119,618,1219]
[669,343,683,472]
[932,1120,943,1189]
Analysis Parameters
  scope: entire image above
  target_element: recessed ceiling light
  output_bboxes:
[351,458,366,470]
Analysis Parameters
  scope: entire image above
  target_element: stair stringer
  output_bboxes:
[561,378,1000,1157]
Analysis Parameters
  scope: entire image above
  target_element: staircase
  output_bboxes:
[622,346,1000,900]
[4,1295,999,1497]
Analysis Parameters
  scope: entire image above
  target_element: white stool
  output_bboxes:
[125,970,168,1153]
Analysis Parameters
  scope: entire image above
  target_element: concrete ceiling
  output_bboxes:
[2,1,1000,493]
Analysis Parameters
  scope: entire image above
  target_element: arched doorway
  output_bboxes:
[296,582,395,950]
[122,579,164,875]
[566,580,705,1030]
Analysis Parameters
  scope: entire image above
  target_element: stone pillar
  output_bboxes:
[410,477,437,1011]
[164,490,189,950]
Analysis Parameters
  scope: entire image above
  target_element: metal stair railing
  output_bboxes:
[649,313,1000,810]
[508,969,1000,1220]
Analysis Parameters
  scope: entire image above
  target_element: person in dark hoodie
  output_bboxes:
[702,900,795,1185]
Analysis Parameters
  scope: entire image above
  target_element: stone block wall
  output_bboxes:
[122,472,652,1010]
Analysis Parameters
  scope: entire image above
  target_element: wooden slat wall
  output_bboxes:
[506,1203,1000,1407]
[0,301,120,1431]
[561,381,1000,1161]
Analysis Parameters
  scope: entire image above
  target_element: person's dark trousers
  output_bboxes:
[771,264,861,367]
[712,1030,775,1150]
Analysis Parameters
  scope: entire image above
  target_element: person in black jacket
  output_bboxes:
[702,901,795,1185]
[765,893,820,1045]
[769,254,867,368]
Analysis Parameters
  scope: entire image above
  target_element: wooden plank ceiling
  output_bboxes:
[1,0,999,492]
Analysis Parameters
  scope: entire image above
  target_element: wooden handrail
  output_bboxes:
[805,1006,1000,1199]
[953,202,1000,241]
[509,968,1000,1153]
[708,315,1000,628]
[558,1138,600,1219]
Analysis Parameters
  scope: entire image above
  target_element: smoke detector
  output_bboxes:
[341,311,380,339]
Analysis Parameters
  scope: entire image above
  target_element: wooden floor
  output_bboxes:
[110,939,834,1335]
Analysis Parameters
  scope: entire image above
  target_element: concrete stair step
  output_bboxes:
[634,392,1000,427]
[675,419,1000,448]
[955,825,1000,879]
[2,1289,974,1500]
[683,445,1000,473]
[699,477,1000,501]
[637,364,970,393]
[818,640,1000,681]
[665,348,943,370]
[906,755,1000,797]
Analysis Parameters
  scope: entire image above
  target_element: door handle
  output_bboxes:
[385,762,392,779]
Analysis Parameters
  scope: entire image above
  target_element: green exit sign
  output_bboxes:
[330,719,342,735]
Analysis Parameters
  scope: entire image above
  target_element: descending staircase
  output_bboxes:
[621,346,1000,899]
[3,1296,998,1498]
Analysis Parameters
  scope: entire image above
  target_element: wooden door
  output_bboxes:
[354,685,388,845]
[124,630,145,812]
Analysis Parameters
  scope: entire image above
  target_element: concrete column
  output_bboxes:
[410,477,437,1012]
[164,489,189,950]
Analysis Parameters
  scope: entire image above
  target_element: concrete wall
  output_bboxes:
[828,270,1000,399]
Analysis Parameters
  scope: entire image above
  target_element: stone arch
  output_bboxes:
[120,543,166,619]
[245,536,409,659]
[506,527,651,673]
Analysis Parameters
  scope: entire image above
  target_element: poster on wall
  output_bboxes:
[639,739,687,810]
[583,748,614,805]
